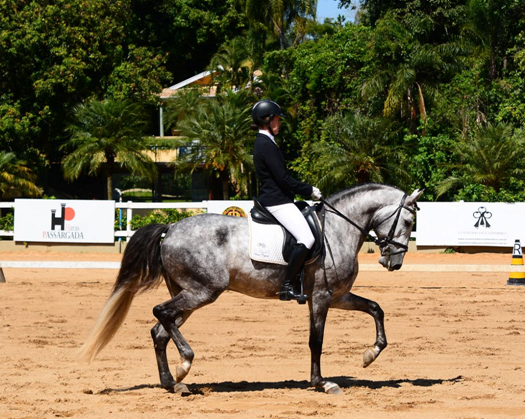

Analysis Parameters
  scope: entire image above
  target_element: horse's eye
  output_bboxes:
[404,219,412,228]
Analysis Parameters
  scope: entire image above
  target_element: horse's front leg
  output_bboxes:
[331,292,387,368]
[308,291,342,394]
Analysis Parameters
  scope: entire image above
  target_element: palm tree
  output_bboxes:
[311,112,410,194]
[462,0,517,81]
[174,89,254,199]
[0,151,42,200]
[362,12,464,131]
[209,37,253,90]
[62,99,157,200]
[436,123,525,198]
[243,0,317,51]
[163,87,203,135]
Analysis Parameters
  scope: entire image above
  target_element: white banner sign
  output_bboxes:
[14,199,115,243]
[417,202,525,247]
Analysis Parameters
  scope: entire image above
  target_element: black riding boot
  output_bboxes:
[279,244,309,301]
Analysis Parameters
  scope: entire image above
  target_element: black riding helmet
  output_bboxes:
[252,99,285,135]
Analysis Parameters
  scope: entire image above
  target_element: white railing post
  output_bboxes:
[126,201,133,239]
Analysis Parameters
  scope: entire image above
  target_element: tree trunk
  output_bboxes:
[106,173,113,200]
[416,82,427,135]
[106,155,115,200]
[407,86,417,133]
[221,171,229,200]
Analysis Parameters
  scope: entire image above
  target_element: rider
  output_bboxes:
[252,99,323,301]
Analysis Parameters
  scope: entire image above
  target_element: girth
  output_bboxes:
[250,198,324,263]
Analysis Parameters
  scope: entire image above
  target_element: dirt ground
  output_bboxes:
[1,250,524,419]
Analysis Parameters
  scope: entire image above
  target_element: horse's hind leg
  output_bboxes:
[151,322,176,389]
[152,289,221,387]
[331,292,387,368]
[151,310,193,389]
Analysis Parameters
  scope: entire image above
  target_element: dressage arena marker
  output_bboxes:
[0,261,522,283]
[507,239,525,286]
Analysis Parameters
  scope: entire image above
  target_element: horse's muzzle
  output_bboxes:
[390,263,402,271]
[379,254,404,271]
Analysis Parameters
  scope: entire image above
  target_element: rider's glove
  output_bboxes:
[311,186,323,201]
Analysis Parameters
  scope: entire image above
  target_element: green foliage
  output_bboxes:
[404,132,453,201]
[0,151,42,200]
[309,112,410,194]
[209,37,254,90]
[114,208,199,231]
[105,45,172,107]
[242,0,317,51]
[2,0,525,203]
[0,212,14,231]
[436,123,525,199]
[269,24,374,178]
[129,0,244,81]
[130,209,199,230]
[0,0,172,165]
[463,0,525,81]
[361,9,467,131]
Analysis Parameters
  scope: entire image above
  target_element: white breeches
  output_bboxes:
[266,203,315,250]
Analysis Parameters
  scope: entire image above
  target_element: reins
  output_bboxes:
[321,199,368,236]
[320,193,419,263]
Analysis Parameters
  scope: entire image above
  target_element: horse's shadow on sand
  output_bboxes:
[99,375,463,395]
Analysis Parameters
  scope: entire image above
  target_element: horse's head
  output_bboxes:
[372,188,423,271]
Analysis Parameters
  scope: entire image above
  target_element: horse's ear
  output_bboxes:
[406,188,424,205]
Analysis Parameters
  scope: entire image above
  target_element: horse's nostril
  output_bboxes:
[392,264,402,271]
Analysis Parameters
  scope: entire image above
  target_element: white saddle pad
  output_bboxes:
[248,213,288,265]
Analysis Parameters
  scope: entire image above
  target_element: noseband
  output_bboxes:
[321,194,418,257]
[372,194,418,256]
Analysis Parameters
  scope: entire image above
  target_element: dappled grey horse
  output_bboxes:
[79,183,423,394]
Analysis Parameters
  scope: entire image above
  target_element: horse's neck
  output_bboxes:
[325,187,399,256]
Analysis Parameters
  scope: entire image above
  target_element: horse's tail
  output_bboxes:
[78,223,170,362]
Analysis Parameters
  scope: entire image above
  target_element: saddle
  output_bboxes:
[250,198,324,264]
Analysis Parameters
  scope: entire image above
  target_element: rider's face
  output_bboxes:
[269,116,281,135]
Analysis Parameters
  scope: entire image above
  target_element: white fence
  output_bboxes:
[0,200,405,242]
[3,200,522,248]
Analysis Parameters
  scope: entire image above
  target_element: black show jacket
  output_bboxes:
[253,133,313,207]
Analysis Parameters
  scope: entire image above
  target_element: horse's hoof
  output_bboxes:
[172,383,190,395]
[363,348,376,368]
[175,361,191,382]
[324,382,343,395]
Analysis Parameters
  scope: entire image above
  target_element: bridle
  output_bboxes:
[321,194,418,257]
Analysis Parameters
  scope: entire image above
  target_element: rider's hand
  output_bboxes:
[311,186,323,201]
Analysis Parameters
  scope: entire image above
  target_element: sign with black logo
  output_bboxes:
[14,199,115,243]
[417,202,525,247]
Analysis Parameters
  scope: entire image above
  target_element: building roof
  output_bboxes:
[160,70,218,99]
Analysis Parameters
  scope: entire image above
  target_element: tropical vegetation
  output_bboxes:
[0,151,41,200]
[62,99,158,200]
[1,0,525,203]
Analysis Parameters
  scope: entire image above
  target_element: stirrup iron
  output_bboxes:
[296,268,307,305]
[278,267,308,304]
